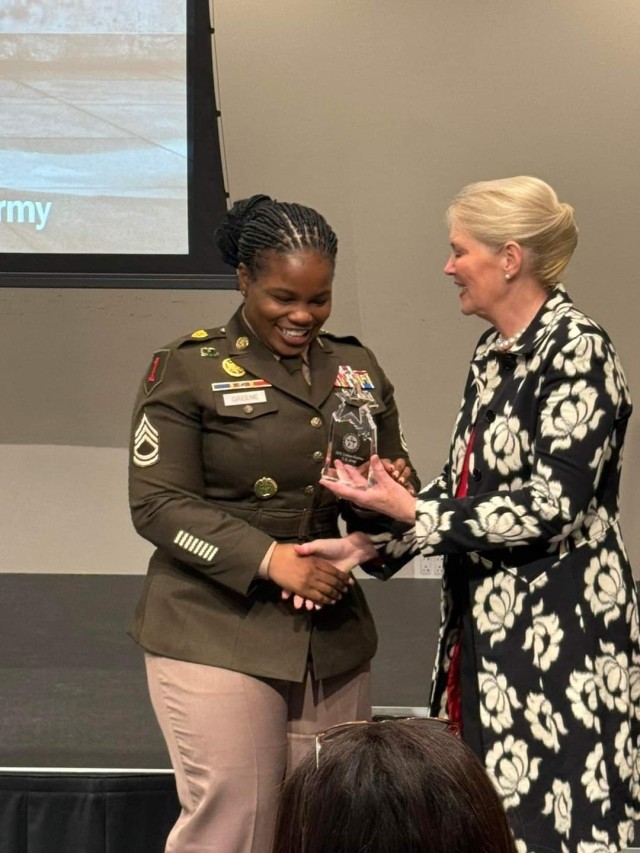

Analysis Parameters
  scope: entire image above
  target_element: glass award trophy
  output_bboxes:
[321,389,378,488]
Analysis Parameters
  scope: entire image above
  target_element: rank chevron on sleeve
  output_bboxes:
[133,411,159,468]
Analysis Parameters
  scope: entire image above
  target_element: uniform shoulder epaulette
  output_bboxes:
[319,329,364,347]
[142,327,227,395]
[175,326,227,347]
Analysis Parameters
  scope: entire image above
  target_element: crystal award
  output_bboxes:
[321,390,378,488]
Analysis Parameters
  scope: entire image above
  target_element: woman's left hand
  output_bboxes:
[322,454,417,523]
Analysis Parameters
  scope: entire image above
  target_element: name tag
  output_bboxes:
[223,390,267,406]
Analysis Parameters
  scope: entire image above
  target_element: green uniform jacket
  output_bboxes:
[128,308,417,682]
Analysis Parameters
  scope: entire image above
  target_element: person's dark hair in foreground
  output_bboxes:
[272,717,517,853]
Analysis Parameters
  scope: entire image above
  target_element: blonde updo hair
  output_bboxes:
[447,176,578,289]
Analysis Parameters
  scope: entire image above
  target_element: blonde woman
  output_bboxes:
[297,177,638,852]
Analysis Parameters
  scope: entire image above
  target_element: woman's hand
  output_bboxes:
[267,543,353,605]
[281,532,377,611]
[294,531,377,568]
[381,457,416,496]
[322,455,417,523]
[281,592,321,611]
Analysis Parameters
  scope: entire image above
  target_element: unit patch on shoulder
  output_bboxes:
[144,349,171,395]
[191,329,209,339]
[133,412,159,467]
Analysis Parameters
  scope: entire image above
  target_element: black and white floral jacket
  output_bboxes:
[370,286,638,852]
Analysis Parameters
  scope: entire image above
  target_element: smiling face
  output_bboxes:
[444,226,508,323]
[238,249,334,356]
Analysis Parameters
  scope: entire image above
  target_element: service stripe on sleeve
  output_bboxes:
[173,530,218,562]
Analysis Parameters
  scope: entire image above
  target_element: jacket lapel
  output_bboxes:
[222,310,337,405]
[308,336,341,408]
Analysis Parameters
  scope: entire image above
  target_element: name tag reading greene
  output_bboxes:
[223,390,268,406]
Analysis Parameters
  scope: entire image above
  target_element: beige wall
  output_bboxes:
[1,0,638,573]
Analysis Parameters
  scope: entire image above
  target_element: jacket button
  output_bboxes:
[303,485,315,495]
[243,404,254,414]
[485,409,496,423]
[313,451,324,462]
[310,416,322,428]
[471,468,481,481]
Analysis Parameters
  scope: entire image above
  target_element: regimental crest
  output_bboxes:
[133,412,159,467]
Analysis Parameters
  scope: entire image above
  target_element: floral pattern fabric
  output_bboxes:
[369,286,638,851]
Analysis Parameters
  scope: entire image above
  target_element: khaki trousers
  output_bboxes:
[145,654,371,853]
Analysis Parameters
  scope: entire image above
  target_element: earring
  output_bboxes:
[505,274,511,281]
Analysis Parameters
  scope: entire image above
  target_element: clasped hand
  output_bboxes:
[276,532,377,611]
[267,543,354,607]
[275,456,417,610]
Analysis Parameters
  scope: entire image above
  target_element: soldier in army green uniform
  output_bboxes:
[128,195,418,853]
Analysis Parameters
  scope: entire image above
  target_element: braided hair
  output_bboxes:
[215,194,338,278]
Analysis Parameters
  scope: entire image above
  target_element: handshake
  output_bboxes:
[269,531,377,611]
[266,454,417,609]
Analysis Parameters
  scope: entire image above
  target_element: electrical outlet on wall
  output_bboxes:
[353,554,445,580]
[414,555,444,579]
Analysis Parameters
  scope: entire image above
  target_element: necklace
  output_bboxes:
[494,328,526,352]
